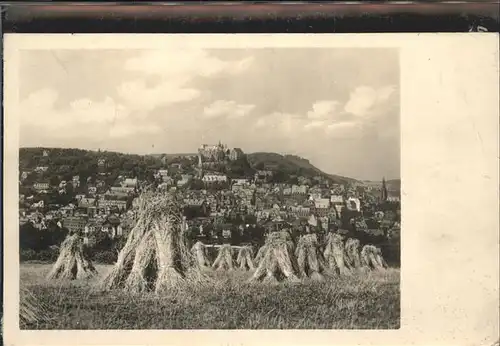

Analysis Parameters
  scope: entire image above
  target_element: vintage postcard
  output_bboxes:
[3,34,499,346]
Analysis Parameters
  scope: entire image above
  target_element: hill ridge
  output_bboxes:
[19,147,358,185]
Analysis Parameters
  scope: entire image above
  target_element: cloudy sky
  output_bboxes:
[19,48,399,180]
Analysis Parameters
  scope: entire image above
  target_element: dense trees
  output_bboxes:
[226,156,255,178]
[20,148,164,190]
[247,152,354,185]
[19,221,129,264]
[20,222,68,252]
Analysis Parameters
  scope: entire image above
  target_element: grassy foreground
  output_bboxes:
[21,263,400,329]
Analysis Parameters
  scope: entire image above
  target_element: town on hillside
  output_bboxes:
[19,144,401,263]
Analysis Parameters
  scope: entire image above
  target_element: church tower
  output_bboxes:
[197,153,203,179]
[381,177,388,202]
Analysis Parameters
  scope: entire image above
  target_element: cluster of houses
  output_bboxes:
[20,163,140,239]
[178,178,381,239]
[19,144,401,245]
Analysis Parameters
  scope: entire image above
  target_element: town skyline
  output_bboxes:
[19,144,400,182]
[19,48,399,181]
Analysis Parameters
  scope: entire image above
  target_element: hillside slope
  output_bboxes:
[19,147,357,186]
[247,152,356,185]
[19,147,164,187]
[386,179,401,192]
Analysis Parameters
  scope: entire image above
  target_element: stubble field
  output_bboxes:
[21,262,400,329]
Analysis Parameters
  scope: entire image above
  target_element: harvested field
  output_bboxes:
[20,262,400,329]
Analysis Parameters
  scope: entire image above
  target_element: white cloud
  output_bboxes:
[303,100,345,132]
[117,80,200,112]
[304,120,326,130]
[20,88,160,139]
[256,88,394,139]
[118,50,254,114]
[124,49,254,79]
[254,112,305,136]
[68,98,129,124]
[21,89,124,129]
[377,85,397,102]
[255,117,268,128]
[344,85,396,117]
[307,100,340,120]
[108,121,161,138]
[232,57,255,74]
[22,88,59,110]
[325,121,361,138]
[203,100,255,120]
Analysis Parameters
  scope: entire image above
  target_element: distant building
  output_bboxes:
[314,198,330,210]
[98,159,106,167]
[346,197,361,212]
[331,184,345,193]
[72,175,80,187]
[122,178,138,188]
[319,216,330,231]
[79,197,96,209]
[202,174,228,183]
[222,228,232,240]
[33,182,50,191]
[109,186,135,195]
[231,183,248,192]
[157,169,169,182]
[177,174,193,187]
[290,206,310,217]
[387,194,400,203]
[30,200,45,209]
[34,166,49,173]
[20,171,30,181]
[232,178,249,185]
[254,170,273,182]
[198,142,227,161]
[309,193,322,201]
[63,216,88,233]
[308,214,318,227]
[330,195,344,204]
[98,198,127,211]
[334,204,344,217]
[291,185,308,195]
[229,148,244,161]
[102,216,123,238]
[84,219,103,234]
[31,218,47,231]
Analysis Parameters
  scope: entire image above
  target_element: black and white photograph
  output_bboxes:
[14,42,401,330]
[3,34,498,345]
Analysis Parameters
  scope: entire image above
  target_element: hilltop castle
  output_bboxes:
[198,141,228,162]
[197,141,245,178]
[198,141,244,163]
